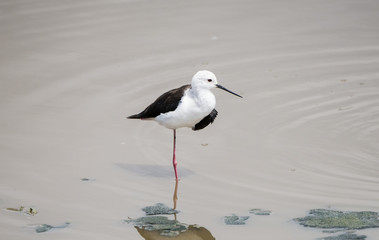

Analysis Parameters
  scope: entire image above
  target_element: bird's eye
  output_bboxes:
[207,79,212,82]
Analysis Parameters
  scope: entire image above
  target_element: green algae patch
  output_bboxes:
[5,206,25,212]
[249,208,272,216]
[4,206,38,216]
[126,203,183,236]
[125,216,187,237]
[142,203,179,215]
[294,209,379,230]
[224,214,249,225]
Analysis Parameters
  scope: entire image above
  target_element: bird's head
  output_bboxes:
[191,70,218,89]
[191,70,242,98]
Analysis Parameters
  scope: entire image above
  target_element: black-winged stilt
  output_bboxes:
[128,70,242,180]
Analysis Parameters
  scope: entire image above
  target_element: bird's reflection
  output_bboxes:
[173,179,179,216]
[129,180,215,240]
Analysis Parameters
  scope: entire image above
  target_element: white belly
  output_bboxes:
[155,89,216,129]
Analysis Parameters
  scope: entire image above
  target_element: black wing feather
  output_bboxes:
[192,109,218,131]
[128,84,191,119]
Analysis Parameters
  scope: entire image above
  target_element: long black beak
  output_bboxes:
[216,84,243,98]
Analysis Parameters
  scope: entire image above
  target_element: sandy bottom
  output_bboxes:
[1,0,379,239]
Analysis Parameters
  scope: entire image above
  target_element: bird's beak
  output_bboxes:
[216,84,243,98]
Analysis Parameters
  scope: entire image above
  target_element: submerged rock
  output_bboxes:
[80,178,96,182]
[224,214,249,225]
[129,219,215,239]
[320,232,366,240]
[249,208,272,215]
[294,209,379,230]
[35,224,53,233]
[127,203,215,239]
[35,222,70,233]
[142,203,179,215]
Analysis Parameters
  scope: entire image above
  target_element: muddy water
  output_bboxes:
[0,0,379,239]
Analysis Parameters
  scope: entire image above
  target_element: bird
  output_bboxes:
[127,70,242,180]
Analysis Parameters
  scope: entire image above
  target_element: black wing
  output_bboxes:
[192,109,218,131]
[128,84,191,119]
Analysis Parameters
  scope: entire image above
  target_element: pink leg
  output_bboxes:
[173,129,178,180]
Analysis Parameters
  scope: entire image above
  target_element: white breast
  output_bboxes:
[155,88,216,129]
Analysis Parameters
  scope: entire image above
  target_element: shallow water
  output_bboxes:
[1,0,379,239]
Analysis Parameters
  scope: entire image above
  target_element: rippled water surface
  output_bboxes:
[0,0,378,239]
